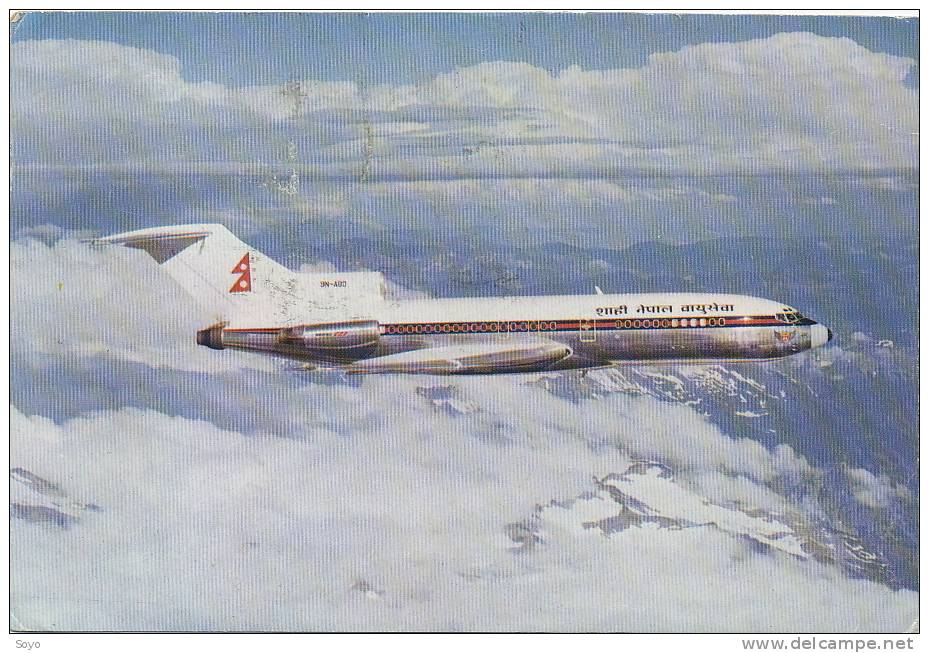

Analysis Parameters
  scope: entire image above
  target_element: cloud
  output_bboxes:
[10,237,276,373]
[9,235,919,630]
[847,467,913,509]
[7,229,917,630]
[11,33,916,177]
[10,235,428,379]
[10,402,917,632]
[10,34,918,257]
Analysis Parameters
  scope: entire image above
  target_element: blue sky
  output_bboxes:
[13,12,919,87]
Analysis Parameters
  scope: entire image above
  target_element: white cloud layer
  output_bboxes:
[11,238,274,373]
[9,239,918,631]
[847,467,914,510]
[10,399,917,632]
[11,33,917,176]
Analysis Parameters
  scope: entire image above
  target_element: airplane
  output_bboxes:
[95,223,832,375]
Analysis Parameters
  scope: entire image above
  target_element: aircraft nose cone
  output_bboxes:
[810,324,831,349]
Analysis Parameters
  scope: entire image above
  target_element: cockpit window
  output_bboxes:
[775,310,803,324]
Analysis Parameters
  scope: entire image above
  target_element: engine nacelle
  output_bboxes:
[277,320,380,361]
[197,320,380,363]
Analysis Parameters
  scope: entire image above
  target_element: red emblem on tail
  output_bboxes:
[230,253,252,293]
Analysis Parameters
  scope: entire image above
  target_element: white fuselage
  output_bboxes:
[209,292,832,374]
[94,224,831,375]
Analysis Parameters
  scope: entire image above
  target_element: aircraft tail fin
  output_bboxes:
[94,224,386,325]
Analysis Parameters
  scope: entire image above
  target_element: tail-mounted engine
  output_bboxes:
[197,320,380,363]
[277,321,380,361]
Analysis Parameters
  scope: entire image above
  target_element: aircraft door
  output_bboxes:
[579,319,596,343]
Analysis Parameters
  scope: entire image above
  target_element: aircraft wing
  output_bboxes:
[341,340,571,375]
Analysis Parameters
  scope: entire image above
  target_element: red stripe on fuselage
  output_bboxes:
[224,316,798,335]
[379,315,788,334]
